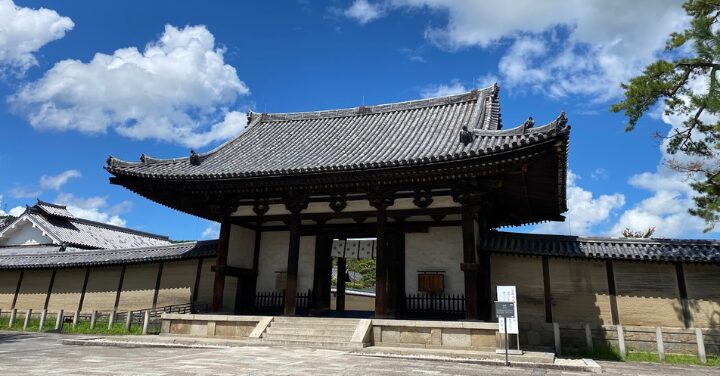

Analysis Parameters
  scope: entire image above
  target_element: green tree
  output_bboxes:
[611,0,720,231]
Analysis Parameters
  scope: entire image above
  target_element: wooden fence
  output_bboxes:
[404,293,465,318]
[254,290,313,314]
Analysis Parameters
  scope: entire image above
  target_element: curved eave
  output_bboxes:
[106,123,570,182]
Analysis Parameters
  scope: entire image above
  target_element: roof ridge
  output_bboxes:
[259,88,486,122]
[491,230,720,244]
[35,199,68,209]
[67,216,171,241]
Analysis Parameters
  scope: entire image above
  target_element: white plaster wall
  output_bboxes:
[227,225,255,269]
[405,226,464,295]
[256,232,316,293]
[0,220,54,246]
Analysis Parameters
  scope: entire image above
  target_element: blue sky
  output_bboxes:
[1,0,713,240]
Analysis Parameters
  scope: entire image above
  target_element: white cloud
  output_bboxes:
[532,171,625,235]
[0,0,74,75]
[0,194,25,217]
[420,80,468,98]
[345,0,385,24]
[54,193,132,227]
[9,24,250,148]
[39,169,81,190]
[609,167,711,238]
[9,186,41,199]
[201,222,220,239]
[590,168,608,181]
[385,0,687,100]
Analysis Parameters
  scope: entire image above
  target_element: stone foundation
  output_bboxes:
[161,314,264,338]
[371,319,498,350]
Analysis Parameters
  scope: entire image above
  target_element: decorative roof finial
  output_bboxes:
[190,149,201,166]
[556,111,568,127]
[522,116,535,133]
[247,111,253,124]
[140,153,148,164]
[459,126,474,146]
[106,155,115,167]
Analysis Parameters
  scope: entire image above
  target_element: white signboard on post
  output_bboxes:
[497,285,518,334]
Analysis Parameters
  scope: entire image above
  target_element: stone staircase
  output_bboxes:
[258,317,362,349]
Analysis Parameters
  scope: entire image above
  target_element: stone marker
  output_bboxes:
[585,323,593,352]
[55,309,64,330]
[72,311,79,328]
[696,328,707,364]
[142,311,150,335]
[23,309,32,331]
[553,322,561,356]
[108,310,116,330]
[656,326,665,361]
[38,309,48,332]
[90,311,97,329]
[616,325,626,359]
[9,308,17,328]
[125,311,133,331]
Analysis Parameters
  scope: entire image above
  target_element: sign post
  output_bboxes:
[495,301,515,367]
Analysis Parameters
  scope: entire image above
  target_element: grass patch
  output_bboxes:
[563,345,720,367]
[61,321,145,335]
[0,314,158,335]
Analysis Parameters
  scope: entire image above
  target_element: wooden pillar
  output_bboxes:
[114,264,126,310]
[249,229,263,310]
[212,219,231,312]
[461,203,479,320]
[192,259,203,303]
[675,262,692,328]
[375,206,390,317]
[77,268,91,313]
[606,260,620,325]
[476,212,493,322]
[391,231,406,316]
[152,262,164,309]
[44,269,57,310]
[312,236,333,312]
[542,256,553,323]
[11,270,24,309]
[336,257,347,312]
[283,196,307,316]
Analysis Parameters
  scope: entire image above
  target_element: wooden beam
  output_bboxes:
[11,270,24,309]
[77,268,91,313]
[212,219,231,312]
[152,262,164,309]
[606,260,619,325]
[675,262,692,328]
[211,265,258,277]
[192,259,203,303]
[542,256,553,323]
[114,265,126,310]
[44,269,57,310]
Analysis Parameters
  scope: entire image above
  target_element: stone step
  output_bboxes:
[263,333,353,342]
[256,338,364,350]
[265,327,356,337]
[271,317,360,325]
[269,322,359,331]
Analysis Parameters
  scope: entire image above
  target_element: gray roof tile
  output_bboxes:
[483,231,720,263]
[106,86,569,180]
[0,241,217,269]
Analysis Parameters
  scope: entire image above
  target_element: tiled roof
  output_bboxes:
[27,212,171,249]
[106,86,569,180]
[483,231,720,263]
[36,200,74,219]
[0,241,217,269]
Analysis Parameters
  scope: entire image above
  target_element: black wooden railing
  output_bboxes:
[255,290,313,314]
[405,293,465,318]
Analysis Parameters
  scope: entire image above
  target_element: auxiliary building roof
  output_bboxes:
[106,85,569,180]
[0,240,217,269]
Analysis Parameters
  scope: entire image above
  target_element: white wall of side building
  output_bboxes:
[405,226,464,295]
[0,220,54,246]
[256,231,316,293]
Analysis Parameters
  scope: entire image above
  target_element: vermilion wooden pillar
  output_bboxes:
[212,219,231,312]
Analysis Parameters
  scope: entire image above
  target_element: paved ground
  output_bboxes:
[1,332,719,375]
